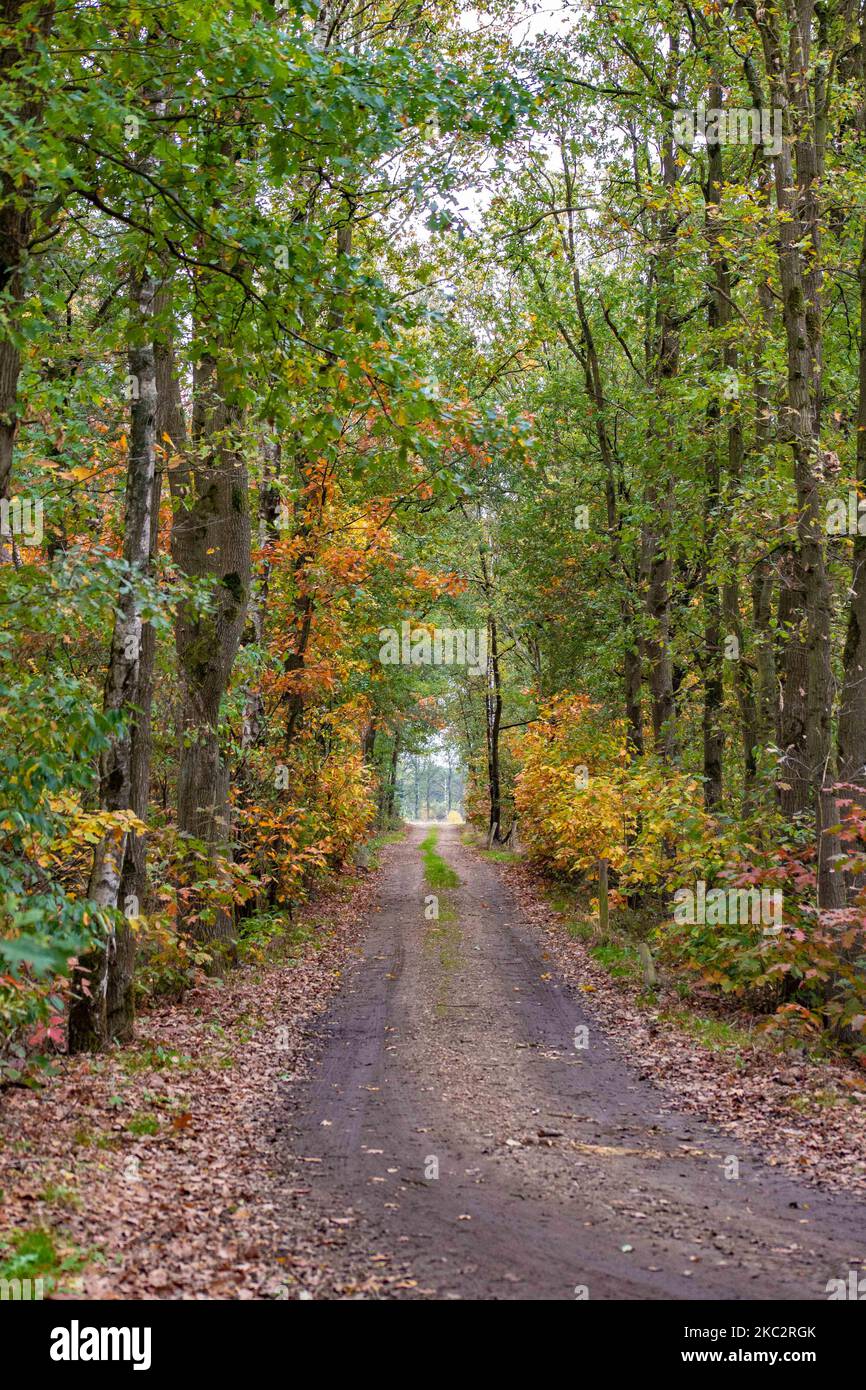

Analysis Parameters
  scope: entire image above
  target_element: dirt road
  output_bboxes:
[280,824,866,1300]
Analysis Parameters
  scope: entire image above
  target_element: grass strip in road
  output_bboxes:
[419,829,461,1009]
[420,828,459,890]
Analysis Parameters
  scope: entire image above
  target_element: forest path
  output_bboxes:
[280,824,866,1300]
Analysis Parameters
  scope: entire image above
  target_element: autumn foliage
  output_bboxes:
[513,694,866,1047]
[514,694,715,892]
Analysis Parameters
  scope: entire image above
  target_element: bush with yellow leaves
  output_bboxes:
[237,699,376,910]
[513,693,719,895]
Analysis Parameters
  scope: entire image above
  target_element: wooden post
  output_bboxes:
[637,941,657,988]
[598,857,609,937]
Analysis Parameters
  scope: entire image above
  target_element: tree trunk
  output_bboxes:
[107,287,175,1042]
[751,2,844,908]
[641,98,680,762]
[837,208,866,789]
[553,161,644,759]
[68,272,158,1051]
[385,732,400,822]
[752,556,777,751]
[836,44,866,900]
[624,642,643,759]
[776,549,811,817]
[477,525,503,840]
[242,432,280,752]
[170,349,251,950]
[0,2,54,500]
[641,476,676,760]
[485,610,503,839]
[702,88,725,809]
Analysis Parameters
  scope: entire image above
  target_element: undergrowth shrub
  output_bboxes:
[514,693,866,1050]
